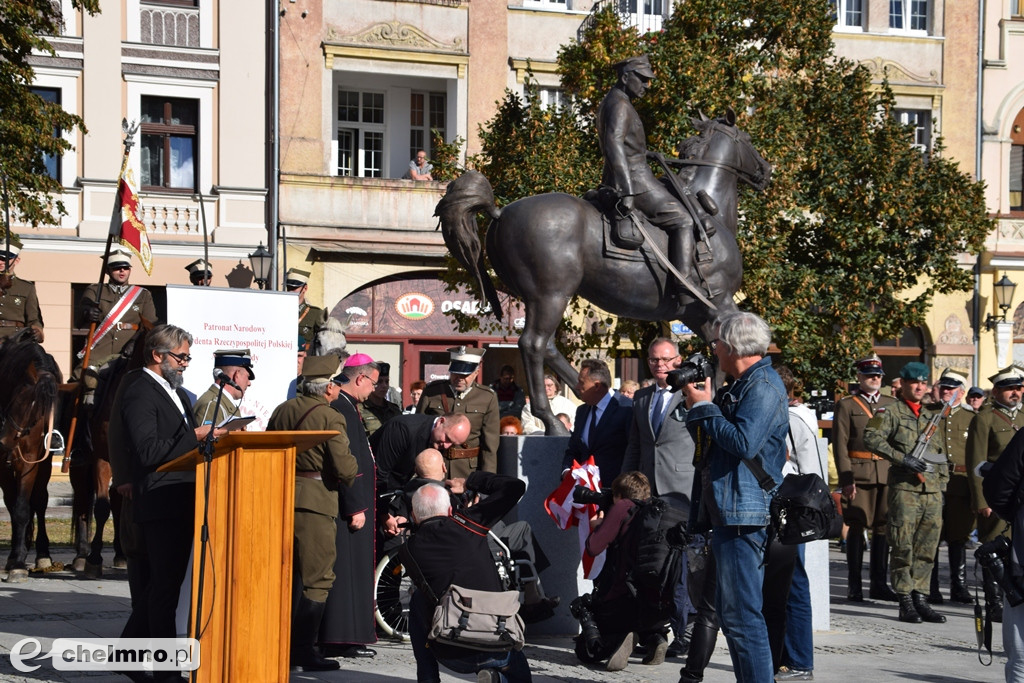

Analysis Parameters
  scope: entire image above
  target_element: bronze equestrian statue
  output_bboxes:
[436,57,772,435]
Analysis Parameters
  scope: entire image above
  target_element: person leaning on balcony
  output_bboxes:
[407,150,433,181]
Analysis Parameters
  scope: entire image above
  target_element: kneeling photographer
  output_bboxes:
[572,471,685,671]
[981,426,1024,682]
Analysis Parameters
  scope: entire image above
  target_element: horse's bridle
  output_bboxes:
[678,124,767,189]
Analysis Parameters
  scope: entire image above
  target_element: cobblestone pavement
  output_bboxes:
[0,479,1009,681]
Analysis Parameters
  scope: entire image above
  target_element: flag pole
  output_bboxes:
[62,120,140,473]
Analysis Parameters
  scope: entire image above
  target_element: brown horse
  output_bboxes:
[0,329,62,582]
[69,324,149,576]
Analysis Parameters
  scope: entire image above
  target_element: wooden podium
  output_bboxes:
[159,430,337,683]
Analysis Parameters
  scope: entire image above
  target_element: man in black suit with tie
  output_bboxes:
[623,337,697,661]
[562,358,633,481]
[114,324,224,682]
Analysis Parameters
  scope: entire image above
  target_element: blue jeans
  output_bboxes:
[712,525,773,683]
[783,544,814,671]
[1004,595,1024,683]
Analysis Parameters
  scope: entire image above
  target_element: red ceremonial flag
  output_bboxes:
[110,163,153,275]
[544,456,606,579]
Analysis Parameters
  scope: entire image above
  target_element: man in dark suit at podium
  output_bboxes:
[562,358,633,481]
[114,324,223,683]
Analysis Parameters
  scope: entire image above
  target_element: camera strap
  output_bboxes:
[975,577,992,666]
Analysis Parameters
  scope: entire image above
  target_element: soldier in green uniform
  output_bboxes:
[286,268,327,350]
[77,245,157,370]
[357,360,401,437]
[417,346,499,479]
[267,355,358,672]
[192,349,254,427]
[927,368,974,604]
[832,355,899,602]
[0,234,44,342]
[185,258,212,286]
[864,361,949,625]
[966,365,1024,623]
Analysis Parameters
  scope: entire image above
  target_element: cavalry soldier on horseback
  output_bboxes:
[598,55,693,296]
[0,231,44,343]
[286,268,327,350]
[77,244,157,374]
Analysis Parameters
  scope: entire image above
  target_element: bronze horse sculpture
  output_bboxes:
[436,112,771,435]
[0,329,63,581]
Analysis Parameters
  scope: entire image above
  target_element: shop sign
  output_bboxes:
[396,293,434,320]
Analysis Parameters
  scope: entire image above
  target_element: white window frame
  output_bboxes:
[522,0,569,9]
[127,0,213,48]
[29,69,79,189]
[889,0,929,36]
[409,91,447,162]
[538,87,568,112]
[831,0,865,32]
[125,76,215,196]
[894,108,932,155]
[336,89,386,179]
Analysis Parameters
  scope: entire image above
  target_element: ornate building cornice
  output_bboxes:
[326,21,464,53]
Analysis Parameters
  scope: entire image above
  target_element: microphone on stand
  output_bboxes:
[213,368,242,391]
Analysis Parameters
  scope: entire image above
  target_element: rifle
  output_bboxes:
[903,396,956,482]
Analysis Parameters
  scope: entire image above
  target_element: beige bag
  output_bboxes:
[429,584,526,652]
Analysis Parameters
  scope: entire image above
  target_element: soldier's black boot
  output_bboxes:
[869,534,900,602]
[983,567,1004,623]
[677,623,718,682]
[846,528,865,602]
[949,542,973,603]
[927,549,944,604]
[912,591,947,623]
[290,596,340,671]
[897,594,922,624]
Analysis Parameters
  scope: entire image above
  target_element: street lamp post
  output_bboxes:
[984,273,1018,331]
[248,242,273,290]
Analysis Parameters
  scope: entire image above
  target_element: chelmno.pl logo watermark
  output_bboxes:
[9,637,199,673]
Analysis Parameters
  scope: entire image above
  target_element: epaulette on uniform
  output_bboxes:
[474,383,496,395]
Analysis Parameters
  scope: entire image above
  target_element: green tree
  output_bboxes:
[1,1,100,227]
[452,0,990,387]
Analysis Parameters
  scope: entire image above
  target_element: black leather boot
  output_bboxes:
[949,542,973,603]
[846,527,865,602]
[983,567,1004,623]
[677,623,718,682]
[912,591,947,623]
[291,596,340,671]
[897,594,922,624]
[928,548,943,603]
[869,534,899,602]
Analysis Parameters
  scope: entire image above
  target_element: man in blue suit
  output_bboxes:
[562,358,633,481]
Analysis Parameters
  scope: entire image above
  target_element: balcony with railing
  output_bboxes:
[140,2,200,47]
[578,0,673,40]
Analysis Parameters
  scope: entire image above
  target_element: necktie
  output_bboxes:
[651,389,666,436]
[586,406,598,446]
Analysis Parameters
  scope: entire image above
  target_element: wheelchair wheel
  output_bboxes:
[374,551,412,642]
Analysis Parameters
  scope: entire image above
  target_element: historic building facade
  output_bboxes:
[19,0,269,377]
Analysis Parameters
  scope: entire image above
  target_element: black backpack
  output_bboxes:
[769,472,838,545]
[622,497,688,617]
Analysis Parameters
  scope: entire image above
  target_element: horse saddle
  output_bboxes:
[584,186,647,250]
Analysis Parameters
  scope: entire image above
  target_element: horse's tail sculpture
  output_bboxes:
[435,171,505,320]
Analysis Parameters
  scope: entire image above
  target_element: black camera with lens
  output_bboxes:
[666,353,714,393]
[570,593,604,662]
[572,485,613,511]
[975,535,1024,607]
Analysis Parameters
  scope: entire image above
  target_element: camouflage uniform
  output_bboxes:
[417,381,499,479]
[864,399,949,595]
[0,274,44,340]
[966,402,1024,542]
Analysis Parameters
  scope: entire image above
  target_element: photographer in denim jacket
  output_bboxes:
[680,311,789,683]
[982,426,1024,682]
